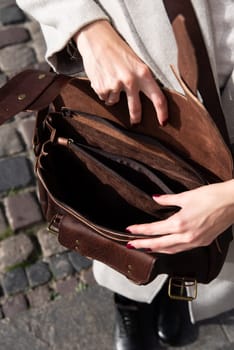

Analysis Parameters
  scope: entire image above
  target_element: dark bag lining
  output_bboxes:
[46,110,207,190]
[39,141,180,231]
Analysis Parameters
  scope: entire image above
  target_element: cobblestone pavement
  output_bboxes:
[0,0,93,320]
[0,1,234,349]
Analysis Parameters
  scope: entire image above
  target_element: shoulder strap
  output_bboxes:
[0,70,71,125]
[163,0,230,143]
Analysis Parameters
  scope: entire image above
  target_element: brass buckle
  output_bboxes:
[47,214,62,236]
[168,277,197,301]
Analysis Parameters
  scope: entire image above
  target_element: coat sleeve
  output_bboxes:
[16,0,110,74]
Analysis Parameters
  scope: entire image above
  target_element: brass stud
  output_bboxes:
[38,73,46,80]
[75,239,80,250]
[17,93,26,101]
[127,264,133,274]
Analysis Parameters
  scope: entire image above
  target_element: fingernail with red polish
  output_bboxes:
[162,120,168,127]
[126,243,135,249]
[152,194,162,198]
[125,228,132,233]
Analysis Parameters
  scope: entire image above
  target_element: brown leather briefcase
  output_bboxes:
[0,9,233,300]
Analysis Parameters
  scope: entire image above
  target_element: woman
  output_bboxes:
[16,0,234,348]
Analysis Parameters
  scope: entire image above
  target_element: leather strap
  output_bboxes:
[0,70,71,123]
[163,0,230,143]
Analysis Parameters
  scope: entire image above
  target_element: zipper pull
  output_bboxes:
[57,137,74,148]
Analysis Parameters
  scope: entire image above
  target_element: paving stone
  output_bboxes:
[25,261,52,288]
[56,276,78,296]
[0,45,36,74]
[181,321,229,350]
[0,285,114,350]
[219,309,234,342]
[49,253,74,280]
[2,294,28,318]
[4,192,42,231]
[0,27,30,49]
[36,61,50,72]
[0,5,26,25]
[0,0,16,9]
[16,111,35,120]
[80,268,97,287]
[0,72,7,88]
[0,124,24,157]
[0,233,34,273]
[2,267,28,295]
[0,156,32,193]
[68,251,92,273]
[0,208,7,235]
[221,344,234,350]
[27,285,51,308]
[37,227,67,258]
[25,21,46,62]
[18,117,36,149]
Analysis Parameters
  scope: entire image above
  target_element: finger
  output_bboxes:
[126,211,183,236]
[142,80,168,126]
[97,91,110,102]
[152,193,183,207]
[126,221,169,236]
[127,233,190,254]
[90,81,110,102]
[125,89,142,125]
[105,90,121,105]
[92,89,109,101]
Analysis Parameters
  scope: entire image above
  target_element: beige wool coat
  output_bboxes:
[16,0,234,322]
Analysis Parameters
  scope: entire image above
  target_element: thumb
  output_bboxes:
[152,193,182,206]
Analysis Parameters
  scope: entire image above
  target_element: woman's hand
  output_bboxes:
[126,180,234,253]
[73,20,168,126]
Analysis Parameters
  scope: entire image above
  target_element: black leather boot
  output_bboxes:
[154,281,185,346]
[114,294,143,350]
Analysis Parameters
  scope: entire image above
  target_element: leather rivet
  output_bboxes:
[38,73,46,80]
[75,240,80,249]
[17,93,26,101]
[127,264,132,270]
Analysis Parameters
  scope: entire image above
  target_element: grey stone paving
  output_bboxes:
[0,285,115,350]
[49,252,75,280]
[2,266,28,295]
[26,261,52,288]
[0,157,32,193]
[0,283,233,350]
[0,233,34,272]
